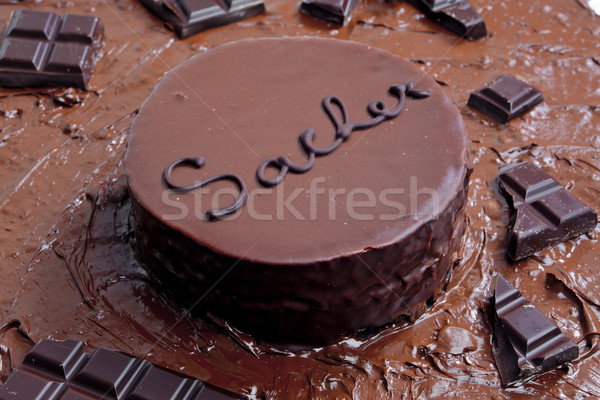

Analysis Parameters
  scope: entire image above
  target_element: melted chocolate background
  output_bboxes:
[0,0,599,399]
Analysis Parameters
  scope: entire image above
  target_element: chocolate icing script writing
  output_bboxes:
[163,82,430,220]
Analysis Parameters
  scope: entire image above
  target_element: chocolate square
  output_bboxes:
[72,348,149,398]
[7,9,60,39]
[22,339,85,381]
[128,365,203,400]
[56,14,104,44]
[0,38,50,70]
[468,74,544,123]
[0,369,66,400]
[493,275,579,385]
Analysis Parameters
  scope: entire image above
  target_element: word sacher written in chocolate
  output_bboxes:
[162,82,430,220]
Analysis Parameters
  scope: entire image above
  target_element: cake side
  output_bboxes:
[131,172,468,345]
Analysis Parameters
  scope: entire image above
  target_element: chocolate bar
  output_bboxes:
[0,10,104,89]
[299,0,360,25]
[497,162,597,261]
[493,275,579,385]
[405,0,487,40]
[0,339,243,399]
[140,0,265,39]
[468,74,543,123]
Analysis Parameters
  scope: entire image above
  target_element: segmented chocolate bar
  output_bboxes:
[0,340,242,400]
[0,10,104,89]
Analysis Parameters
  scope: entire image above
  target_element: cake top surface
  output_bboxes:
[125,37,469,264]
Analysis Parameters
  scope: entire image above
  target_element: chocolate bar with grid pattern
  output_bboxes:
[492,275,579,385]
[0,10,104,89]
[497,162,597,260]
[140,0,265,39]
[0,339,243,399]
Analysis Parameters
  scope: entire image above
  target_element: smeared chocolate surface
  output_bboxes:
[0,0,599,399]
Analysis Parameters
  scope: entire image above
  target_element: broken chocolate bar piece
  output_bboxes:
[299,0,360,25]
[468,74,543,123]
[497,162,597,260]
[406,0,487,40]
[493,275,579,385]
[140,0,265,39]
[0,10,104,89]
[0,339,243,399]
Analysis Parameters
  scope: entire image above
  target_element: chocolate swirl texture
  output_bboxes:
[0,0,599,399]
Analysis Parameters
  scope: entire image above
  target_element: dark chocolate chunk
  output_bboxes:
[198,385,245,400]
[422,0,462,12]
[0,369,65,400]
[0,10,104,89]
[299,0,360,25]
[73,348,150,398]
[468,74,543,123]
[405,0,487,40]
[497,162,597,260]
[22,339,86,380]
[492,275,579,385]
[128,365,203,400]
[0,339,242,400]
[139,0,265,39]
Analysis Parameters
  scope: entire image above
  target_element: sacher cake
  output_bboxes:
[0,0,599,399]
[124,37,471,346]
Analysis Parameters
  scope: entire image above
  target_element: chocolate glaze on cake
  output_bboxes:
[124,37,470,346]
[1,0,599,399]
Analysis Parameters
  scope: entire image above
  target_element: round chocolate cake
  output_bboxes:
[1,0,599,399]
[125,37,470,346]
